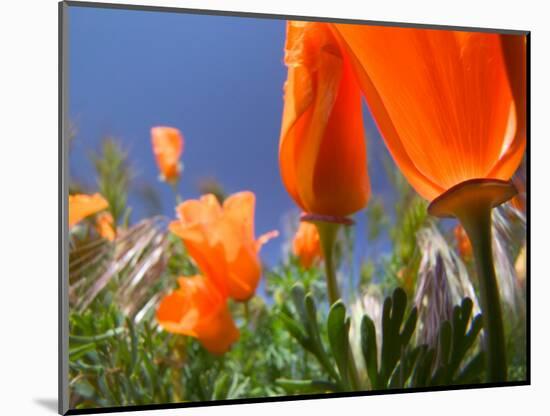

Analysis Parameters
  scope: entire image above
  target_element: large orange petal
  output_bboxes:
[487,34,527,179]
[334,25,518,200]
[333,26,444,201]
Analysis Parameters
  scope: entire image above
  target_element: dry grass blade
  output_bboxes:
[116,233,169,320]
[70,217,171,318]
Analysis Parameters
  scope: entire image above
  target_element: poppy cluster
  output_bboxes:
[157,191,278,354]
[149,126,278,354]
[279,23,525,217]
[278,22,526,382]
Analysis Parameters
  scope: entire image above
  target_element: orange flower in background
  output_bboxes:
[156,275,239,355]
[151,126,184,182]
[95,212,116,241]
[292,221,322,268]
[170,191,278,302]
[69,193,109,228]
[454,224,472,260]
[279,21,370,218]
[333,25,525,202]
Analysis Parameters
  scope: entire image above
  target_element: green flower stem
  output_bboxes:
[316,221,341,305]
[170,180,182,204]
[243,301,250,325]
[456,204,507,382]
[315,221,361,390]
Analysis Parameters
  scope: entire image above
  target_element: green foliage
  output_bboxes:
[69,279,323,408]
[266,260,325,305]
[69,301,178,408]
[362,288,417,389]
[278,286,485,394]
[278,285,340,389]
[365,196,389,242]
[404,298,485,387]
[361,163,429,296]
[361,291,484,390]
[68,137,525,410]
[93,139,131,226]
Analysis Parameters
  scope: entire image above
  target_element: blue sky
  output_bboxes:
[68,6,397,268]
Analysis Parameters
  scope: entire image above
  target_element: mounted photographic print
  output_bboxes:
[59,1,529,414]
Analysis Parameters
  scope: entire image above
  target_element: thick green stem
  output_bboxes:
[457,205,507,382]
[316,222,341,305]
[314,221,361,390]
[243,301,250,325]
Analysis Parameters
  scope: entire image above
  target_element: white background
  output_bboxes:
[0,0,548,414]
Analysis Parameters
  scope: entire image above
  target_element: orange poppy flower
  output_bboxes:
[279,21,370,218]
[169,192,278,302]
[454,224,472,260]
[151,126,184,182]
[333,25,525,201]
[68,193,109,228]
[292,220,322,268]
[156,275,239,355]
[95,212,116,241]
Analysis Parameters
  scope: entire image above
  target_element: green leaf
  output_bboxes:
[213,373,231,400]
[438,320,452,367]
[327,301,350,389]
[291,284,308,327]
[412,346,435,387]
[400,307,418,347]
[69,327,125,344]
[456,352,485,384]
[276,378,338,393]
[279,311,311,351]
[360,315,379,389]
[390,288,407,335]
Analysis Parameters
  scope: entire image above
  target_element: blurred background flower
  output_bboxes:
[169,192,278,302]
[156,275,239,355]
[69,193,109,228]
[151,126,184,184]
[292,221,322,269]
